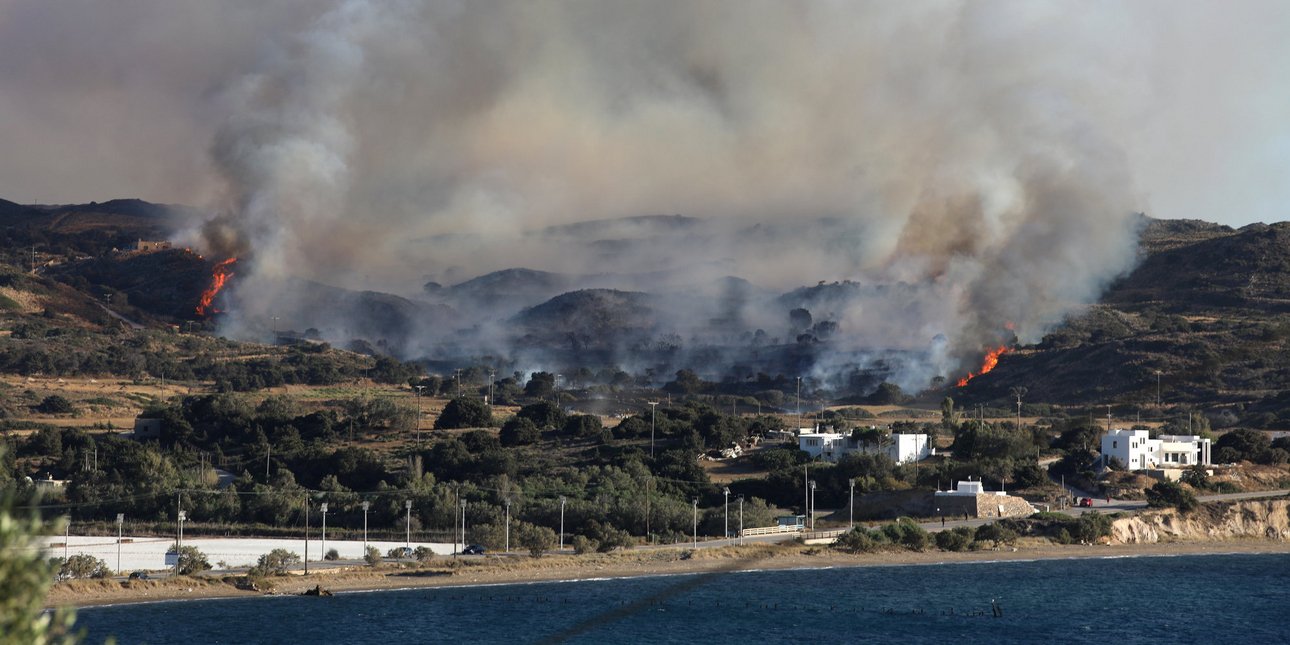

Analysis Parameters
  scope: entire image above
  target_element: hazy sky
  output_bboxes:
[0,1,1286,228]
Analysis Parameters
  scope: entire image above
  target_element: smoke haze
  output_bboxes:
[3,1,1288,390]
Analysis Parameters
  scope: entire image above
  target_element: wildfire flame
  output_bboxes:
[196,258,237,317]
[956,345,1010,387]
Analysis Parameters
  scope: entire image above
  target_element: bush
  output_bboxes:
[562,414,603,439]
[36,395,75,414]
[250,549,300,576]
[835,527,885,553]
[324,548,340,561]
[973,522,1018,547]
[1145,481,1199,512]
[172,545,212,575]
[434,397,493,430]
[516,402,566,431]
[571,535,598,555]
[414,546,434,562]
[518,523,557,557]
[364,546,381,566]
[60,553,110,579]
[499,417,541,446]
[934,526,974,552]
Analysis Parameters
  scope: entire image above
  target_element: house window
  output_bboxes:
[1113,441,1118,449]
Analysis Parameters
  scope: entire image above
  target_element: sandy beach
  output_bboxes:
[49,538,1290,609]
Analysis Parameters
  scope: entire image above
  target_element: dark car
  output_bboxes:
[128,571,151,580]
[1078,497,1093,508]
[462,544,486,555]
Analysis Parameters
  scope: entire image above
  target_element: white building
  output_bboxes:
[1101,429,1212,470]
[798,429,932,464]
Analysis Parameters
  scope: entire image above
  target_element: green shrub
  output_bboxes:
[1145,481,1199,512]
[571,535,597,555]
[934,526,974,551]
[363,546,381,566]
[249,549,300,576]
[60,553,110,579]
[324,548,340,561]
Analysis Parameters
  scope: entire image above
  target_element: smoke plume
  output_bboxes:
[6,1,1286,391]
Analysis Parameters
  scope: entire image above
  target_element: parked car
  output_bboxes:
[462,544,486,555]
[1078,497,1093,508]
[128,571,151,580]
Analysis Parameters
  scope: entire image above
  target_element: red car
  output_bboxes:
[1078,497,1093,507]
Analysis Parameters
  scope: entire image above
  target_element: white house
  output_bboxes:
[1101,429,1212,470]
[798,428,932,464]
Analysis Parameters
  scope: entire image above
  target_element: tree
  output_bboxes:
[663,369,707,396]
[524,372,556,398]
[516,401,566,431]
[974,522,1018,547]
[172,545,212,575]
[434,397,492,429]
[935,526,975,552]
[1214,428,1272,464]
[37,395,75,414]
[1,480,78,642]
[499,417,541,446]
[60,554,110,579]
[1145,481,1199,512]
[364,546,381,566]
[250,549,300,576]
[518,523,557,557]
[562,414,603,439]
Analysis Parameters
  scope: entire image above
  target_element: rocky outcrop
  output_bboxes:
[1110,498,1290,544]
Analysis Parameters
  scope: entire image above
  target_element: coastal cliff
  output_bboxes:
[1111,498,1290,544]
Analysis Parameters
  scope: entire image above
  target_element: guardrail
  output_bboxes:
[739,525,803,537]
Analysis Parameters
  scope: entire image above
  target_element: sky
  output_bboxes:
[0,1,1285,229]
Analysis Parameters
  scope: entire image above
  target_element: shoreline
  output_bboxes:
[56,538,1290,610]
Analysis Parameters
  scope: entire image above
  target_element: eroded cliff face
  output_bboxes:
[1111,498,1290,544]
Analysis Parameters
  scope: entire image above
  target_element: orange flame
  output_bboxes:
[196,258,237,317]
[956,345,1010,387]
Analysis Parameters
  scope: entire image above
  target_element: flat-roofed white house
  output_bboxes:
[1101,428,1212,470]
[798,429,931,464]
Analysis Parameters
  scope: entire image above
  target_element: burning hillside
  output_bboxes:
[196,258,237,317]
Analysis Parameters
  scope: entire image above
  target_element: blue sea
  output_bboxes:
[76,552,1290,644]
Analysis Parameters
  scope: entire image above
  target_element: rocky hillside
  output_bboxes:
[1110,498,1290,544]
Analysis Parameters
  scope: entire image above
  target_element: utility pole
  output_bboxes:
[849,478,855,529]
[488,368,496,405]
[504,498,511,554]
[723,487,730,541]
[738,495,744,546]
[803,464,809,525]
[559,496,567,552]
[460,499,467,550]
[1011,386,1028,432]
[304,497,309,574]
[796,376,802,431]
[361,501,370,552]
[414,385,425,445]
[1155,370,1162,407]
[265,445,271,480]
[648,402,659,459]
[320,503,328,561]
[692,498,698,548]
[405,500,412,554]
[809,480,816,531]
[116,513,124,575]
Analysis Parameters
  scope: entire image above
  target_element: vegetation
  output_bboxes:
[249,549,300,576]
[0,472,79,643]
[172,545,212,575]
[1145,481,1199,512]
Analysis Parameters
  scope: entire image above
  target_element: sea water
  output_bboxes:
[75,552,1290,644]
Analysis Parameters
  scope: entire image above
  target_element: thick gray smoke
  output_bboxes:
[7,1,1286,391]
